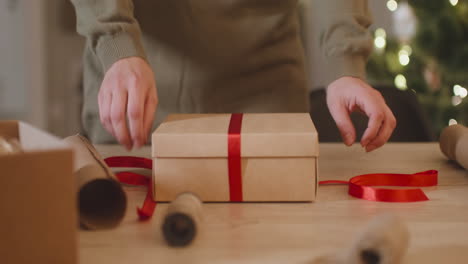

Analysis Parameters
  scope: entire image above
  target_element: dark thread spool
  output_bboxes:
[360,249,381,264]
[346,214,408,264]
[308,214,408,264]
[163,213,196,246]
[162,192,202,247]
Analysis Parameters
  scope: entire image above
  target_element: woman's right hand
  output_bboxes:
[98,57,158,150]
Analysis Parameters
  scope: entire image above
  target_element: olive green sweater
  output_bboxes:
[70,0,373,143]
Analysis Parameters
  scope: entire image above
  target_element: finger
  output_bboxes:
[328,101,356,146]
[143,91,158,145]
[127,86,145,148]
[366,108,397,152]
[110,91,132,150]
[360,109,385,148]
[98,92,115,138]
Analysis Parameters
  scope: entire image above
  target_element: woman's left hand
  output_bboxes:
[326,76,397,152]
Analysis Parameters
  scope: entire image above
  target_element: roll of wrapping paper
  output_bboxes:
[162,192,203,247]
[439,124,468,170]
[311,214,409,264]
[63,135,127,230]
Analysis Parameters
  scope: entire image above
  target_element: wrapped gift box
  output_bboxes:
[0,121,76,264]
[152,113,318,202]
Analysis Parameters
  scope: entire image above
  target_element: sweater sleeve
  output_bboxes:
[313,0,374,86]
[70,0,147,72]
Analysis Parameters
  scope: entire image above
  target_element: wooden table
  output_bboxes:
[80,143,468,263]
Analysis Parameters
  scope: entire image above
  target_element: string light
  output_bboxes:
[398,50,410,66]
[397,45,412,66]
[395,74,408,90]
[452,96,462,106]
[387,0,398,11]
[453,84,468,98]
[402,45,412,55]
[374,28,387,50]
[449,0,458,6]
[375,28,387,38]
[374,37,386,49]
[449,119,458,126]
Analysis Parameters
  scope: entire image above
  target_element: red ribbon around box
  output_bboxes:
[227,113,244,202]
[104,113,438,221]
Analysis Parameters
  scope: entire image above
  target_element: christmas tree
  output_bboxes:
[366,0,468,137]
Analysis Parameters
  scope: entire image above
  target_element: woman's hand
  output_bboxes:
[326,76,397,152]
[98,57,158,150]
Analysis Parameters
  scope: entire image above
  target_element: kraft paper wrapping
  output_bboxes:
[63,135,127,230]
[439,124,468,170]
[152,113,319,202]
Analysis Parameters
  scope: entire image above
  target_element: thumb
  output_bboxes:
[328,100,356,146]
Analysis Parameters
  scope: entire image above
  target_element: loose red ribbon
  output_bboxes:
[319,170,438,202]
[228,113,244,202]
[104,156,156,221]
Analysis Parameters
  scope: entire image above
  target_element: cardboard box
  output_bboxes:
[152,113,318,202]
[0,121,76,264]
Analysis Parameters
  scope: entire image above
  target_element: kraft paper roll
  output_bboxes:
[440,124,468,170]
[63,135,127,230]
[310,214,409,264]
[162,192,203,247]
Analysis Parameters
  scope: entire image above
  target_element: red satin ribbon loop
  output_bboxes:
[137,183,155,221]
[104,156,152,170]
[114,171,150,186]
[104,156,156,221]
[228,113,244,202]
[319,170,438,202]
